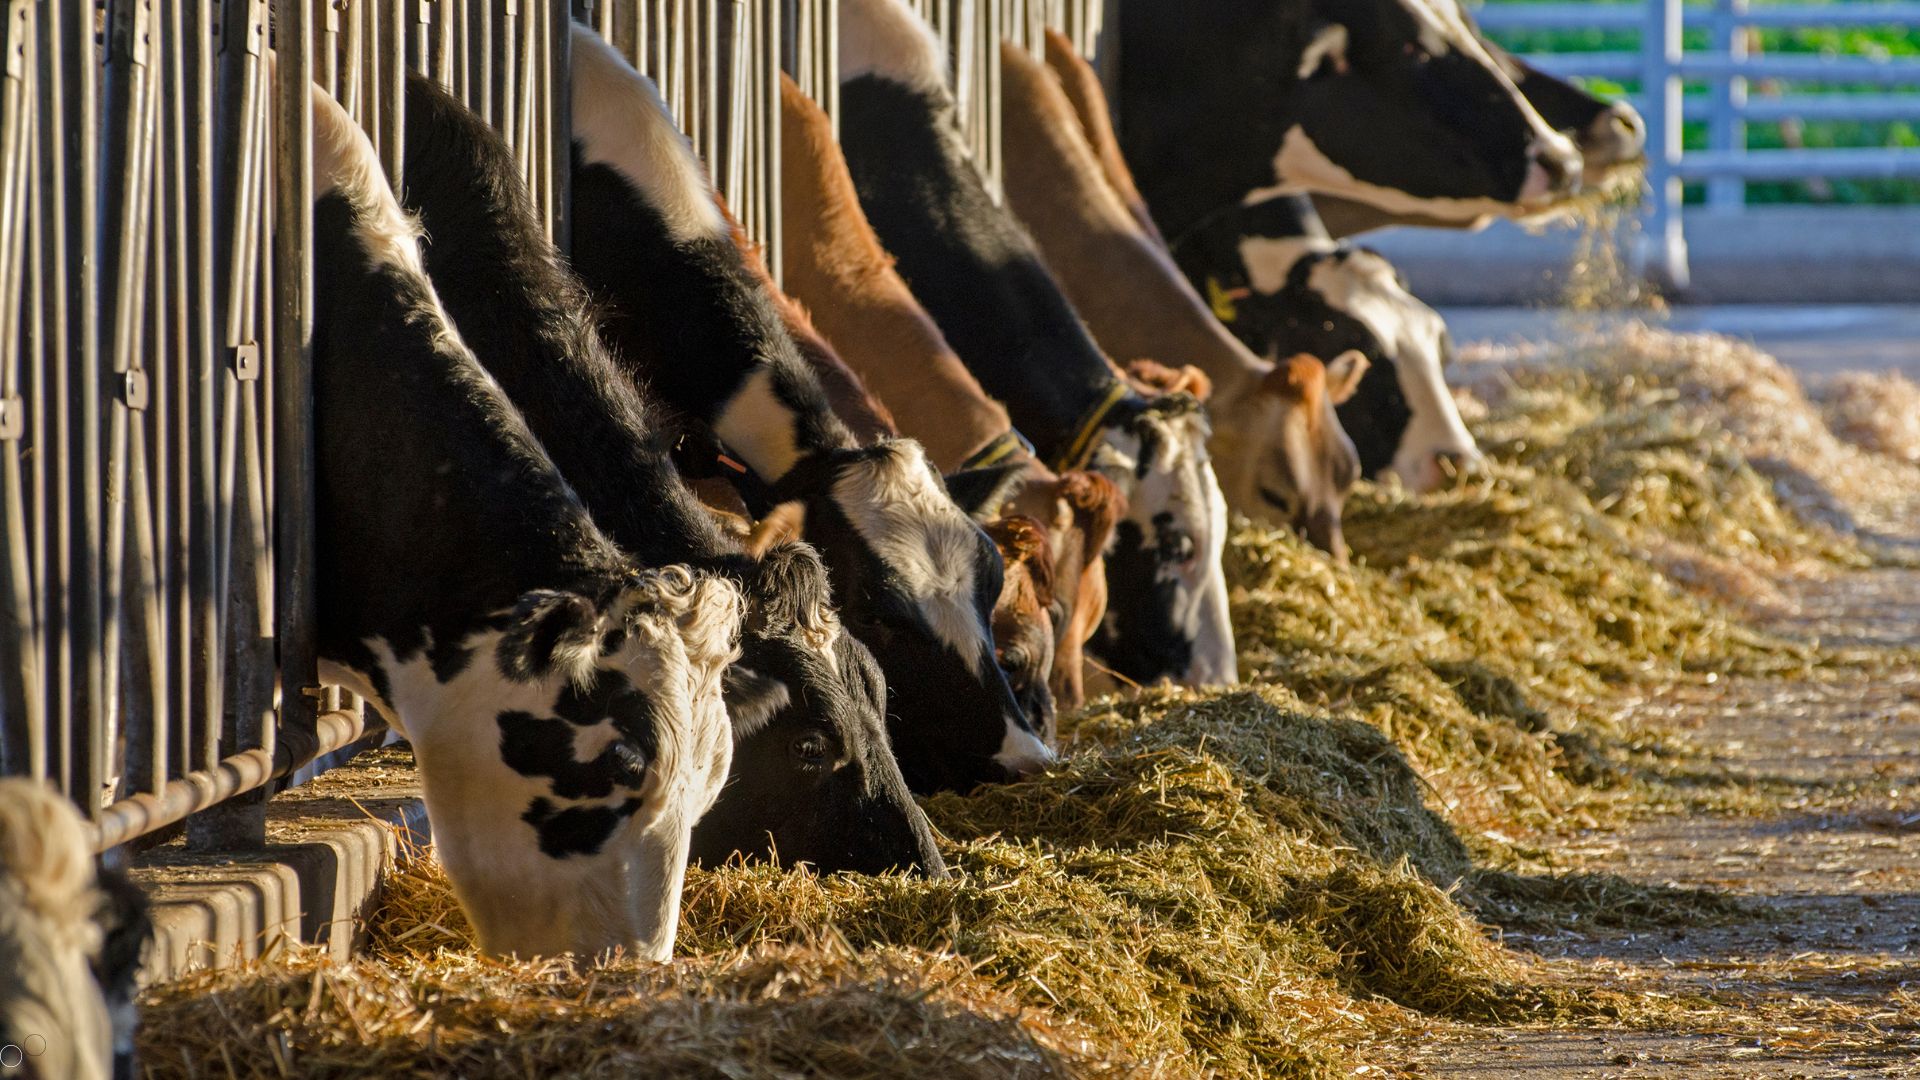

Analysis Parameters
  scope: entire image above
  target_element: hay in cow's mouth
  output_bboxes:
[135,325,1919,1079]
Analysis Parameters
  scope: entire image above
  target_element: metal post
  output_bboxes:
[1639,0,1690,291]
[1707,0,1748,212]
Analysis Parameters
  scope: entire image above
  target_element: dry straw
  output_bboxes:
[136,326,1916,1078]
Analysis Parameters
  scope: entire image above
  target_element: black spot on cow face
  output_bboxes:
[1092,514,1196,684]
[692,629,946,877]
[522,796,645,858]
[1335,356,1412,478]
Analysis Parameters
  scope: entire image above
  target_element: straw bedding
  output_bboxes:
[137,325,1919,1078]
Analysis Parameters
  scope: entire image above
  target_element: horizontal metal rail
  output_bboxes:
[1522,51,1920,84]
[1476,2,1920,30]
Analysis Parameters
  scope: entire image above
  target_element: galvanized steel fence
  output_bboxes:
[1475,0,1920,287]
[0,0,846,854]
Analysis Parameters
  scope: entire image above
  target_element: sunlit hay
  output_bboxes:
[319,721,1618,1080]
[138,939,1142,1080]
[1456,323,1920,549]
[1466,868,1751,933]
[1552,189,1665,315]
[1814,370,1920,465]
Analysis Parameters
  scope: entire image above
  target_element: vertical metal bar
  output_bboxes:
[271,0,316,808]
[1707,0,1747,211]
[0,0,38,779]
[1640,0,1690,289]
[381,0,405,186]
[62,0,103,808]
[551,0,571,252]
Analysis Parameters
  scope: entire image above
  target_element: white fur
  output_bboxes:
[1303,252,1481,492]
[1090,414,1238,687]
[1238,233,1326,295]
[570,24,729,242]
[322,569,740,962]
[0,780,114,1080]
[831,441,1054,773]
[311,83,427,277]
[839,0,951,97]
[714,368,807,483]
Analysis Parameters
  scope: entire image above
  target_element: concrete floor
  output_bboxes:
[1442,304,1920,381]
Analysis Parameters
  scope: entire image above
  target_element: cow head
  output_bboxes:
[1202,229,1481,494]
[324,568,743,961]
[1494,47,1646,193]
[774,440,1054,792]
[1085,385,1237,688]
[693,540,946,877]
[981,515,1060,743]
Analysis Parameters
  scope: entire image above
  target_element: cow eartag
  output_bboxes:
[1205,276,1244,323]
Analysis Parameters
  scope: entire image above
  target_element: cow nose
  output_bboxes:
[1583,102,1647,168]
[1521,132,1583,204]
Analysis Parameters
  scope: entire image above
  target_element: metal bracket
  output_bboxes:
[503,0,518,17]
[419,0,432,24]
[0,396,22,440]
[233,342,260,381]
[242,0,268,57]
[5,2,28,82]
[121,370,149,411]
[325,1,342,33]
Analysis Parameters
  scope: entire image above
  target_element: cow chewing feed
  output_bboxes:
[565,24,1051,794]
[391,76,943,880]
[1170,194,1483,493]
[1117,0,1583,242]
[776,70,1122,711]
[310,83,744,961]
[1000,37,1364,557]
[1314,37,1647,236]
[837,0,1236,689]
[0,780,151,1080]
[757,273,1063,741]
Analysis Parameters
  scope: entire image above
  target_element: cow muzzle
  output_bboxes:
[1519,131,1583,205]
[1581,102,1648,172]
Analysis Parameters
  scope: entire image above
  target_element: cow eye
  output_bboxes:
[791,731,835,769]
[998,646,1029,673]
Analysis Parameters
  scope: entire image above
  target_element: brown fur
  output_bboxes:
[1042,30,1165,248]
[777,75,1013,472]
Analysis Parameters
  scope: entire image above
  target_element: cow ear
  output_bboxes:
[499,590,603,686]
[1323,349,1371,404]
[1297,20,1350,80]
[722,665,791,742]
[945,460,1029,521]
[1261,354,1324,401]
[745,501,808,557]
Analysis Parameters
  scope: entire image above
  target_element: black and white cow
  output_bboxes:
[1171,195,1482,493]
[311,83,745,960]
[1117,0,1584,243]
[391,76,945,878]
[0,780,152,1080]
[1313,39,1648,236]
[836,0,1236,688]
[564,24,1051,795]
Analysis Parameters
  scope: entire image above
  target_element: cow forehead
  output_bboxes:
[831,442,996,665]
[1305,253,1441,368]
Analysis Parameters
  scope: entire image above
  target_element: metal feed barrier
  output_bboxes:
[0,0,1105,857]
[1474,0,1920,289]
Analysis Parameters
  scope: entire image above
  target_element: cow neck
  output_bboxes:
[1115,0,1302,241]
[778,75,1017,474]
[836,74,1124,467]
[312,193,631,655]
[998,40,1269,410]
[397,75,736,575]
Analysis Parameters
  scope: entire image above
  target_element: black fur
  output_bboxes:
[1119,0,1561,241]
[394,75,941,871]
[565,64,1039,793]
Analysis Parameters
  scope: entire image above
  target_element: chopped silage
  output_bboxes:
[136,325,1920,1078]
[1814,369,1920,466]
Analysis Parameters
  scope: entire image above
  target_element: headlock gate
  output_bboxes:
[0,0,1109,853]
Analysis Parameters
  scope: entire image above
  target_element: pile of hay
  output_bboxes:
[136,324,1912,1078]
[1815,370,1920,465]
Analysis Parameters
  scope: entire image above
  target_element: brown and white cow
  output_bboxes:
[777,70,1124,710]
[1000,38,1365,557]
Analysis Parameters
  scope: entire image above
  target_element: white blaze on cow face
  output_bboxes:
[568,24,728,243]
[1092,410,1237,687]
[830,440,1054,775]
[320,569,741,962]
[1302,251,1481,492]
